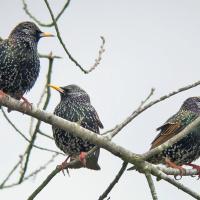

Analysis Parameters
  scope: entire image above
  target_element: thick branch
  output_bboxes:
[2,95,200,170]
[1,95,200,199]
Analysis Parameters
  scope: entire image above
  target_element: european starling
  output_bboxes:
[0,21,53,105]
[49,84,103,170]
[148,97,200,171]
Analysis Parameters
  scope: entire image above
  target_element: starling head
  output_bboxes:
[48,84,90,102]
[9,21,54,43]
[181,97,200,114]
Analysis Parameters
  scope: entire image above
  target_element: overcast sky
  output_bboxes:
[0,0,200,200]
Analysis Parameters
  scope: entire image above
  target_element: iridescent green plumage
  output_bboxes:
[149,97,200,165]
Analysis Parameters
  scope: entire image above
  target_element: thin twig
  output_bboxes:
[0,155,24,189]
[1,107,30,141]
[43,0,105,74]
[85,36,105,73]
[39,53,62,59]
[1,107,62,154]
[107,88,155,137]
[1,153,58,189]
[30,52,59,136]
[145,173,158,200]
[38,129,53,140]
[98,162,128,200]
[22,0,71,27]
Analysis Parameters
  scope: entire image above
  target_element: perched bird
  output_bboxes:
[49,84,103,170]
[0,21,53,107]
[148,97,200,172]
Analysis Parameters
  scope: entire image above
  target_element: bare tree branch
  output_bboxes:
[0,155,24,189]
[1,107,60,154]
[146,163,200,200]
[22,0,71,27]
[1,94,200,199]
[157,166,199,177]
[43,0,105,74]
[98,162,128,200]
[107,79,200,137]
[145,173,158,200]
[1,153,58,189]
[27,146,99,200]
[106,87,155,137]
[38,129,53,140]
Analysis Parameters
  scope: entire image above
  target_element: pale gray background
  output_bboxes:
[0,0,200,199]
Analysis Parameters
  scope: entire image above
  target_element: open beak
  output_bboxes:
[40,32,54,38]
[48,84,64,93]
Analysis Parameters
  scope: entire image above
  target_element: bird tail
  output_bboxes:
[85,151,101,170]
[70,149,101,170]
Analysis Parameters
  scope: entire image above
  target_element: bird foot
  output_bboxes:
[20,96,32,112]
[0,90,6,99]
[186,163,200,179]
[79,152,87,167]
[165,158,186,179]
[57,155,70,176]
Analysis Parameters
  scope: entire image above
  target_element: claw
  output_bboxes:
[21,96,32,112]
[186,163,200,179]
[165,158,186,178]
[57,155,71,176]
[174,175,183,180]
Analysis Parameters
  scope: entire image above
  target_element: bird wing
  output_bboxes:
[150,110,198,149]
[0,40,8,69]
[94,110,104,129]
[150,122,181,149]
[88,106,104,129]
[78,103,103,134]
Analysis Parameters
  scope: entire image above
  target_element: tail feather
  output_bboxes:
[69,149,101,170]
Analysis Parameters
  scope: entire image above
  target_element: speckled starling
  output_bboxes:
[49,84,103,170]
[0,21,53,104]
[148,97,200,171]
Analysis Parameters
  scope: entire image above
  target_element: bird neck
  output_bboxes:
[8,36,38,51]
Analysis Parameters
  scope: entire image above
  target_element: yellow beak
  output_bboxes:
[40,32,54,38]
[48,84,64,93]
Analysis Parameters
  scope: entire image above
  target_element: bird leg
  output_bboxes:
[57,155,71,176]
[79,152,87,167]
[21,96,32,111]
[0,90,7,98]
[185,163,200,179]
[165,158,186,178]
